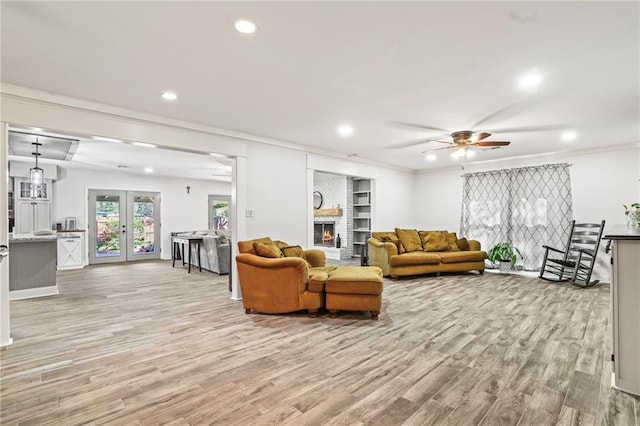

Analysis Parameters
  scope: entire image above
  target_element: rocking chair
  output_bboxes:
[539,220,605,287]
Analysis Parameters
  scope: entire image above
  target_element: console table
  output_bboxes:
[172,236,203,273]
[604,226,640,397]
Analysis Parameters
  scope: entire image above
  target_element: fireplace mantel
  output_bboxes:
[314,208,343,217]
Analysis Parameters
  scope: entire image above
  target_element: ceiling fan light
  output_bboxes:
[465,149,475,158]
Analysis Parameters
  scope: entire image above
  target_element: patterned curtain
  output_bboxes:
[460,163,573,271]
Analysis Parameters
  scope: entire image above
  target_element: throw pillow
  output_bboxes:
[422,232,448,252]
[443,232,460,252]
[456,237,470,251]
[395,228,422,252]
[273,240,289,250]
[281,245,312,267]
[253,241,282,258]
[380,235,403,253]
[281,245,307,260]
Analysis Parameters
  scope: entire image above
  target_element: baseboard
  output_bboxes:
[10,286,59,300]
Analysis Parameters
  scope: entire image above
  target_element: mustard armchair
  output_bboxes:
[235,237,332,317]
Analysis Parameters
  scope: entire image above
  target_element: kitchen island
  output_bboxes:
[9,233,58,300]
[604,226,640,397]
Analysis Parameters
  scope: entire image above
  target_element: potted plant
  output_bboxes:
[623,203,640,228]
[487,242,523,273]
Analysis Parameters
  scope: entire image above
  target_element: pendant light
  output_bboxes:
[30,139,44,197]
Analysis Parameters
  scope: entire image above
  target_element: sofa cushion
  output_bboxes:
[456,238,470,251]
[389,252,441,266]
[309,265,338,275]
[253,241,282,258]
[420,231,449,252]
[438,251,487,264]
[238,237,273,254]
[395,228,422,252]
[444,232,460,252]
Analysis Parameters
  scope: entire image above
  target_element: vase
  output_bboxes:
[628,210,640,228]
[499,260,512,273]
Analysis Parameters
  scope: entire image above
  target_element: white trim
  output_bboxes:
[10,286,59,301]
[1,84,404,172]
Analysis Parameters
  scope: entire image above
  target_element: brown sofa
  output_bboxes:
[236,237,337,317]
[368,229,486,279]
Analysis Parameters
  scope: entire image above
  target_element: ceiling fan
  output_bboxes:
[421,130,510,159]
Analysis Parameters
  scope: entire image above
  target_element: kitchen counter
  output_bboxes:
[10,232,57,242]
[8,234,58,299]
[604,225,640,240]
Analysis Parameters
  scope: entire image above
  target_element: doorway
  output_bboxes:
[88,190,161,264]
[208,195,230,230]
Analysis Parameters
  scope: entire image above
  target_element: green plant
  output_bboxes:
[623,203,640,215]
[624,203,640,226]
[487,242,523,266]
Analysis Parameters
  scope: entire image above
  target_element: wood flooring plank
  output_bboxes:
[1,261,638,425]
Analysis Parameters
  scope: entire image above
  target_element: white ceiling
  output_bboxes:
[7,127,233,181]
[1,2,639,172]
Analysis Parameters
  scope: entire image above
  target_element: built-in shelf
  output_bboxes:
[314,208,343,217]
[351,178,372,258]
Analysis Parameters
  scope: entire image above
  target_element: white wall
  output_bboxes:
[54,167,231,259]
[413,146,640,282]
[244,142,309,245]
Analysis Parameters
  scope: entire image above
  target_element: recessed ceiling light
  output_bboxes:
[161,92,177,101]
[518,69,543,92]
[234,19,256,34]
[425,153,437,161]
[92,136,122,143]
[132,142,157,148]
[144,167,154,174]
[337,124,354,138]
[31,127,43,132]
[560,130,578,142]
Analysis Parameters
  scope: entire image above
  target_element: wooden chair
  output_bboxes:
[539,220,605,287]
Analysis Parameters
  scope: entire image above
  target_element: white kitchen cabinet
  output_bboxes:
[605,227,640,397]
[15,200,51,234]
[57,234,84,270]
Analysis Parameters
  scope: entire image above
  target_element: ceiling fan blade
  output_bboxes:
[474,132,491,142]
[389,121,450,133]
[386,138,453,150]
[473,141,511,147]
[423,145,456,153]
[490,125,568,133]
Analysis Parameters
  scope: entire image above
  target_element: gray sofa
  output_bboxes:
[173,230,231,274]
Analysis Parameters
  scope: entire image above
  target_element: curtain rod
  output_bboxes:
[460,162,573,177]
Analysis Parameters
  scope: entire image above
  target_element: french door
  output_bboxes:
[88,190,161,264]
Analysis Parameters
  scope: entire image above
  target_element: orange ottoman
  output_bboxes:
[325,266,384,320]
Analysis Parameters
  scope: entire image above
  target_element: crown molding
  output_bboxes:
[0,83,412,174]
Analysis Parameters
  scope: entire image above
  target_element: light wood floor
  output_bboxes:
[1,261,639,425]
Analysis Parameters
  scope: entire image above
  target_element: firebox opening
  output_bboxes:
[314,222,335,246]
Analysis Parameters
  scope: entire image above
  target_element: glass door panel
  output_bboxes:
[89,190,126,264]
[208,195,230,230]
[127,192,161,260]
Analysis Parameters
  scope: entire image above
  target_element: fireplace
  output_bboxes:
[314,222,335,246]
